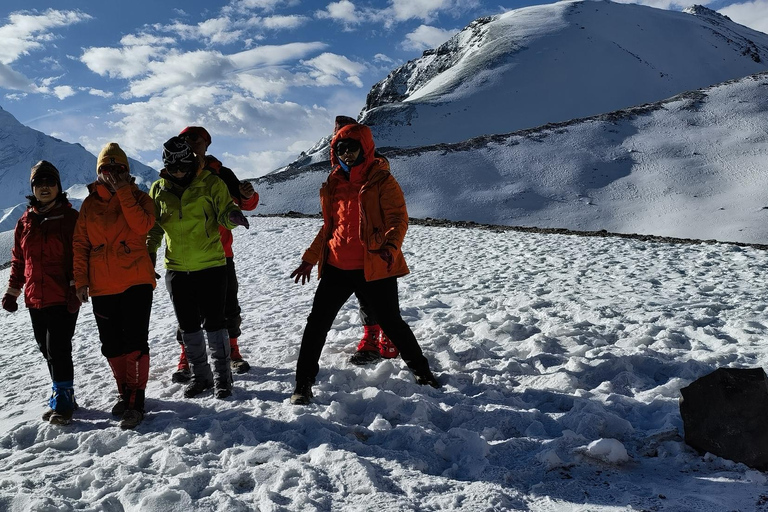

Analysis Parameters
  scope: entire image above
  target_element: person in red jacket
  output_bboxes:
[3,161,81,425]
[167,126,259,382]
[289,117,440,405]
[72,143,157,429]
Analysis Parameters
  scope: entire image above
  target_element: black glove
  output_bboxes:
[66,287,81,314]
[149,252,160,279]
[228,210,250,229]
[2,293,18,313]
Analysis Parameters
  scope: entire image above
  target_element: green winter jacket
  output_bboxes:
[147,169,240,271]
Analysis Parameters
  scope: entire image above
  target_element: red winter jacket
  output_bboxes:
[205,156,259,257]
[8,201,79,309]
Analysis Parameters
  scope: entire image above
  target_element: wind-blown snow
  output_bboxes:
[1,217,767,511]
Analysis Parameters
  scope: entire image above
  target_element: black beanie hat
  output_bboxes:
[29,160,62,191]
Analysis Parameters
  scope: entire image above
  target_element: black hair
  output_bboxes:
[26,191,69,209]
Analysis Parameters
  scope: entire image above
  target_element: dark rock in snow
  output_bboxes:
[680,367,768,469]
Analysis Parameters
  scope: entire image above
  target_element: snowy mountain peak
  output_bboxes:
[0,106,158,229]
[357,0,768,148]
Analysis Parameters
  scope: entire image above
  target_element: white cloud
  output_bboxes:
[261,15,310,30]
[0,9,91,65]
[81,45,167,79]
[374,53,396,64]
[231,42,328,68]
[222,148,300,177]
[720,0,768,34]
[235,68,311,98]
[389,0,452,22]
[83,87,113,98]
[316,1,362,25]
[302,52,367,87]
[403,25,458,51]
[52,85,76,99]
[104,87,333,175]
[225,0,300,14]
[121,42,326,98]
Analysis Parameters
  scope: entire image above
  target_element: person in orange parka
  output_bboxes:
[331,116,400,366]
[167,126,259,382]
[72,143,156,429]
[289,117,440,405]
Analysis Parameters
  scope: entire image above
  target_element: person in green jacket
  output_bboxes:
[147,136,249,399]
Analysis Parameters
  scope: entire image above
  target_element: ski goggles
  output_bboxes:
[335,139,362,155]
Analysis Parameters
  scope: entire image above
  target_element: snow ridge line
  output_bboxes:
[258,70,768,186]
[262,212,768,251]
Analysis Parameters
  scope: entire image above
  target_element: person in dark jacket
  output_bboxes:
[167,126,259,383]
[289,117,440,405]
[72,143,157,430]
[3,161,81,425]
[147,137,249,399]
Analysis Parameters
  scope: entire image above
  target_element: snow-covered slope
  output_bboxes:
[0,106,157,213]
[360,0,768,148]
[257,71,768,244]
[1,217,767,510]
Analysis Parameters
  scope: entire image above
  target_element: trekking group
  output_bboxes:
[2,117,440,429]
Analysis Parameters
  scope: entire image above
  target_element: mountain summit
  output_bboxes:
[358,0,768,148]
[0,107,157,218]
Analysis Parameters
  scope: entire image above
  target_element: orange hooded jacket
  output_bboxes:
[302,121,409,282]
[73,181,157,296]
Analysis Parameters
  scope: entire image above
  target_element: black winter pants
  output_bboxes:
[224,257,242,339]
[166,266,227,334]
[29,305,77,382]
[296,264,430,384]
[358,295,377,327]
[92,284,153,358]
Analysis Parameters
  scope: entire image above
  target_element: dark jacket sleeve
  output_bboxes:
[8,215,26,290]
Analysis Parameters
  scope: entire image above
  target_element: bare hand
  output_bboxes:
[104,172,131,190]
[239,181,255,199]
[369,246,394,272]
[290,261,314,285]
[76,286,89,303]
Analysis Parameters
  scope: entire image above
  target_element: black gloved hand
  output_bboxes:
[66,287,81,314]
[149,252,161,279]
[1,293,18,313]
[228,210,250,229]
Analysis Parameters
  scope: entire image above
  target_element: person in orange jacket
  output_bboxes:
[289,117,440,405]
[166,126,259,383]
[331,116,400,365]
[72,143,156,429]
[3,161,81,425]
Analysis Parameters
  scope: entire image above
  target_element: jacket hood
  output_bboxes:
[330,122,375,171]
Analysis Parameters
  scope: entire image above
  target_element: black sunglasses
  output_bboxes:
[335,140,361,155]
[32,176,58,187]
[167,161,197,175]
[182,132,200,142]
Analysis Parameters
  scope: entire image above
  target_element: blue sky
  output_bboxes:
[1,0,766,177]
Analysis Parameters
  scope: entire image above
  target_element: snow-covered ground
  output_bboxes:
[1,217,767,511]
